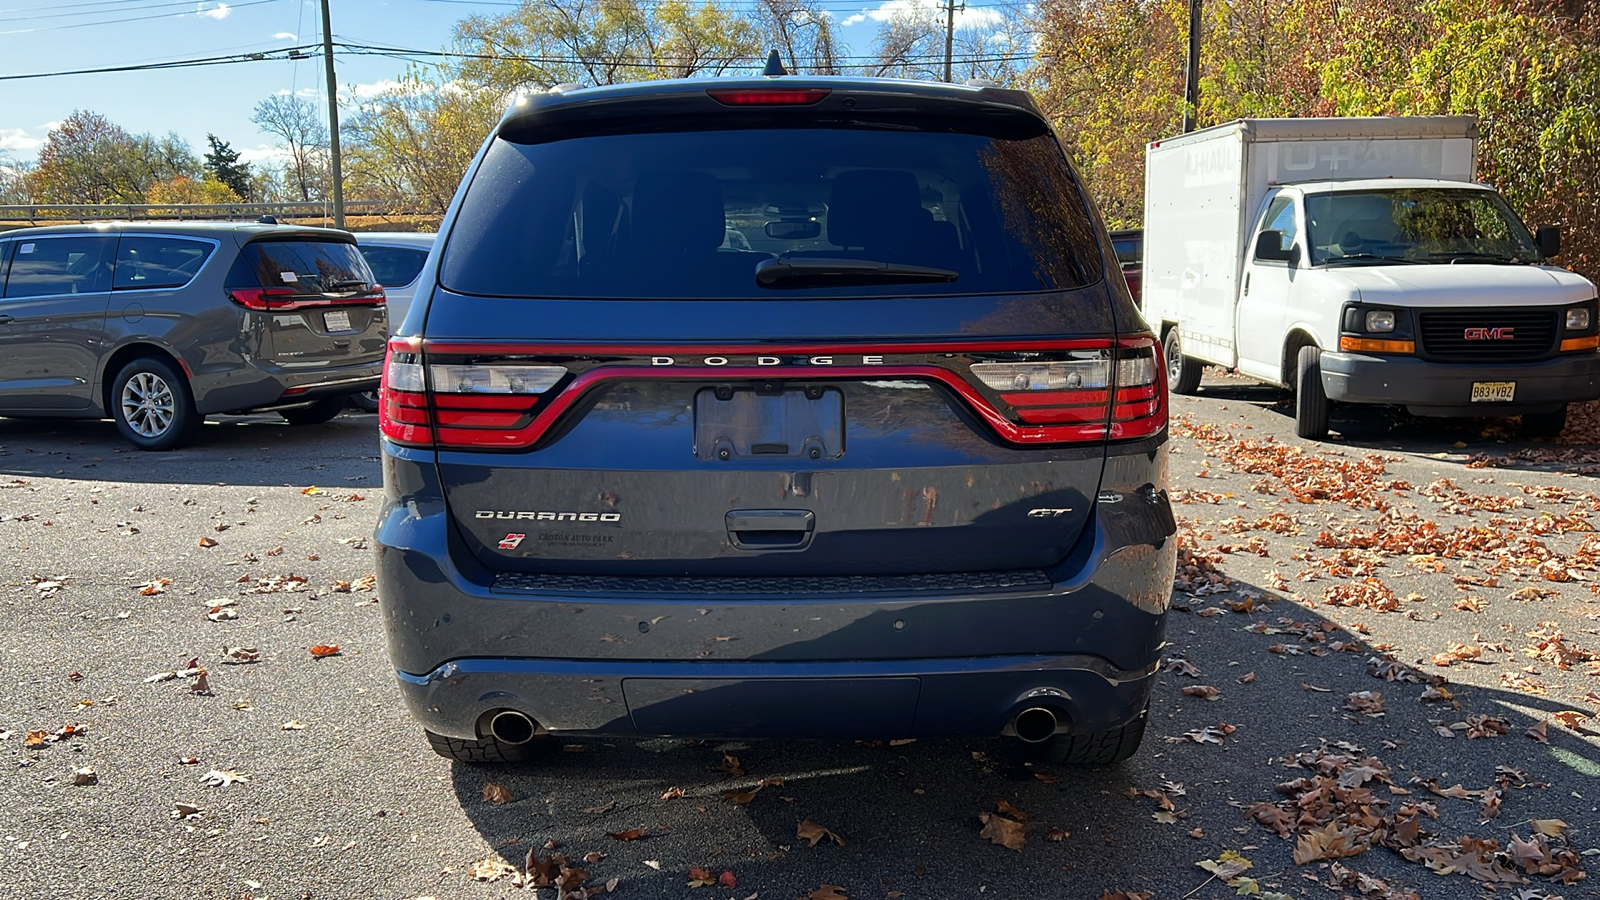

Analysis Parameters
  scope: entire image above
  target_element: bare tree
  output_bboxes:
[753,0,839,74]
[251,95,330,202]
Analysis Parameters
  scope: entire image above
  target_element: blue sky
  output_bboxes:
[0,0,1011,170]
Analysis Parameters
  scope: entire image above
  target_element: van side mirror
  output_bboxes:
[1254,230,1298,264]
[1536,226,1561,259]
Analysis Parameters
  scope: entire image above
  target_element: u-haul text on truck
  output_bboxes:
[1142,116,1600,439]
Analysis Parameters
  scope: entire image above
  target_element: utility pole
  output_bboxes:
[943,0,956,83]
[1181,0,1201,132]
[319,0,345,228]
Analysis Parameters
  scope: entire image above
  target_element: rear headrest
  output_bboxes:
[631,170,726,254]
[827,169,926,249]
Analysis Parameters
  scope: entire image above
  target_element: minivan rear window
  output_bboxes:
[226,239,373,294]
[441,129,1104,299]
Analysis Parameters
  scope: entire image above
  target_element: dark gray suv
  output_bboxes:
[376,74,1175,766]
[0,222,385,449]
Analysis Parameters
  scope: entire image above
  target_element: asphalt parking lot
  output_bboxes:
[2,384,1598,900]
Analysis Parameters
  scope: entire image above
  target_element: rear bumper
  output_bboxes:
[375,443,1176,741]
[1320,351,1600,416]
[192,360,381,415]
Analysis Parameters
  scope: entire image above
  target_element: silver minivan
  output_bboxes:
[0,221,386,449]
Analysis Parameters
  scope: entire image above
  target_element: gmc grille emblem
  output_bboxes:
[1463,327,1515,341]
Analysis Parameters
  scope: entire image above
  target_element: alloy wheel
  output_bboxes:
[120,372,176,438]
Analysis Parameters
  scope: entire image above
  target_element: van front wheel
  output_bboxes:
[1163,328,1203,395]
[1294,345,1331,440]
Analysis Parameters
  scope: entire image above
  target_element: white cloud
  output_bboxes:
[0,127,45,154]
[236,145,291,166]
[273,87,321,98]
[273,31,297,40]
[841,13,866,26]
[196,2,231,20]
[342,79,406,101]
[864,0,1005,28]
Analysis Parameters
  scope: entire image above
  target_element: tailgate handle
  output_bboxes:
[727,509,814,551]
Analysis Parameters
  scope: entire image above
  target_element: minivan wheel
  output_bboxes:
[111,358,201,451]
[1522,405,1567,439]
[347,390,380,413]
[1029,703,1148,766]
[1294,345,1331,440]
[424,729,544,764]
[1163,328,1203,395]
[279,396,346,426]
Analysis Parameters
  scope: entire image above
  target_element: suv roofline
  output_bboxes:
[495,75,1045,140]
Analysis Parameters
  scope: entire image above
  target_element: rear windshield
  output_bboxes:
[359,245,430,288]
[441,129,1104,299]
[226,239,373,294]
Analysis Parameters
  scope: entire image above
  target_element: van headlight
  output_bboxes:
[1364,310,1396,333]
[1567,308,1591,331]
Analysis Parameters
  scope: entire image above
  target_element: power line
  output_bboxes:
[0,0,283,35]
[0,44,322,82]
[2,0,249,24]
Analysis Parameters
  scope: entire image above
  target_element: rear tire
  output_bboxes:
[1032,703,1148,766]
[110,357,202,451]
[347,390,380,413]
[279,396,346,426]
[1522,405,1567,439]
[424,729,543,764]
[1163,327,1203,395]
[1294,345,1330,440]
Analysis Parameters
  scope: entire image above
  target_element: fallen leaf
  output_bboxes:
[467,857,515,882]
[660,786,685,800]
[280,720,307,731]
[807,886,847,900]
[1552,710,1590,730]
[995,798,1030,820]
[1196,849,1252,881]
[197,536,218,548]
[1530,818,1568,838]
[1034,772,1060,784]
[719,753,744,776]
[584,800,616,814]
[1525,720,1549,743]
[1236,671,1256,684]
[309,644,341,658]
[978,812,1027,851]
[687,866,715,888]
[72,766,97,786]
[1046,827,1070,841]
[171,803,202,819]
[718,871,737,889]
[198,769,249,787]
[606,828,647,841]
[482,783,512,804]
[797,819,845,847]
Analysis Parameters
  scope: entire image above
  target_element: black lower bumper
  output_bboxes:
[1320,351,1600,417]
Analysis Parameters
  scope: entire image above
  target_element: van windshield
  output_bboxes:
[440,129,1104,299]
[1305,188,1541,266]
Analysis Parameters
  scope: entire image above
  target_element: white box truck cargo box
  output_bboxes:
[1142,117,1477,368]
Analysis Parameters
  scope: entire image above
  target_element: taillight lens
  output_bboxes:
[706,88,832,106]
[378,339,569,449]
[228,287,298,310]
[230,286,385,311]
[978,339,1166,441]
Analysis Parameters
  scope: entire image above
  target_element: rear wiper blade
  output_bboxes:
[756,257,958,288]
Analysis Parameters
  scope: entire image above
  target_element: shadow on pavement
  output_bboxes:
[0,411,380,486]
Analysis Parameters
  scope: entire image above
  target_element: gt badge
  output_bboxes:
[498,533,526,550]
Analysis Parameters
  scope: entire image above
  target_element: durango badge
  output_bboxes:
[498,533,526,550]
[476,510,622,522]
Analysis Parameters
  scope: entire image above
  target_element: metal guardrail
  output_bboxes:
[0,200,430,225]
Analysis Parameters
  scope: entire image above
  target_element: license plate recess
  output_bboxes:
[694,386,843,461]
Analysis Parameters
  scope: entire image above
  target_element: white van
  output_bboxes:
[1142,117,1600,439]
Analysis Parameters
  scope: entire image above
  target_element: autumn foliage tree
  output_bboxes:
[29,111,198,204]
[1029,0,1600,279]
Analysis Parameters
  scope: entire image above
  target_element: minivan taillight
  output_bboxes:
[378,338,568,449]
[229,286,386,311]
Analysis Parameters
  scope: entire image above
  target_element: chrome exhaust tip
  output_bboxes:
[488,709,538,745]
[1013,707,1058,743]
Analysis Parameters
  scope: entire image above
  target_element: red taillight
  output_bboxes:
[228,287,298,310]
[378,337,568,449]
[979,337,1166,442]
[229,286,385,311]
[706,88,832,106]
